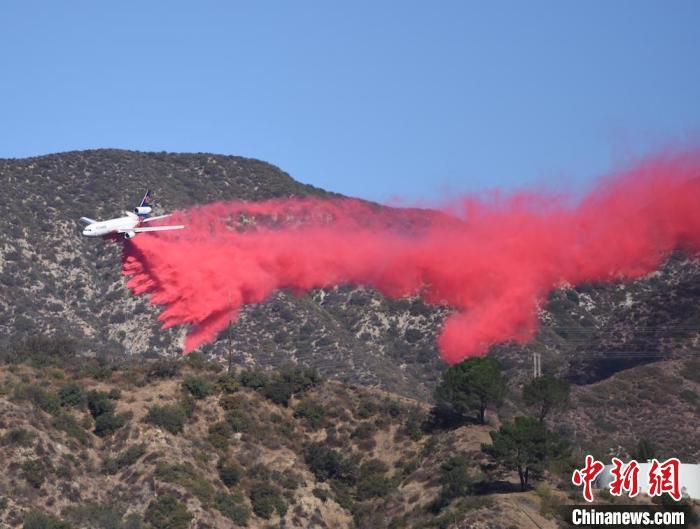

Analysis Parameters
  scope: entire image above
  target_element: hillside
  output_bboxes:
[0,354,572,529]
[1,149,700,465]
[0,150,448,400]
[555,357,700,462]
[2,352,696,529]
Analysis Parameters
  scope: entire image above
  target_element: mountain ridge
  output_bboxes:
[2,149,700,403]
[1,149,700,527]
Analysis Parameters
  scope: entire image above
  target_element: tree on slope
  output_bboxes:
[482,416,569,491]
[435,356,506,425]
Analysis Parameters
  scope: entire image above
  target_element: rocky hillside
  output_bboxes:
[0,150,449,400]
[1,149,699,408]
[0,354,575,529]
[554,357,700,462]
[1,150,700,527]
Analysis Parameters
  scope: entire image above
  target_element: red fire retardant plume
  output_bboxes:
[121,150,700,364]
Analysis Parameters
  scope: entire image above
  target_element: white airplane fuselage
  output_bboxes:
[80,190,185,239]
[82,213,141,238]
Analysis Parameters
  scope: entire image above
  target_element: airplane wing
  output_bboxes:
[119,225,185,234]
[80,217,97,225]
[140,214,172,223]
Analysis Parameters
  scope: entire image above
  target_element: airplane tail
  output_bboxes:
[134,190,154,218]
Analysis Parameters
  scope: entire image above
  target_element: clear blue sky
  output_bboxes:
[1,1,699,202]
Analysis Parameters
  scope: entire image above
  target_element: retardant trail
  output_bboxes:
[121,150,700,364]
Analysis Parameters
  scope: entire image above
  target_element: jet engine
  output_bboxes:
[134,206,152,215]
[122,230,136,239]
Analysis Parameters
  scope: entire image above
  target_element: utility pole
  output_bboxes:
[533,352,542,379]
[227,320,234,375]
[227,292,235,375]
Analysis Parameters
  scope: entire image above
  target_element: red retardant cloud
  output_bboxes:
[121,150,700,364]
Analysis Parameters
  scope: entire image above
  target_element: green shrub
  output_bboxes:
[52,413,89,445]
[632,438,657,461]
[357,459,392,499]
[146,359,180,380]
[247,463,271,481]
[144,495,192,529]
[356,472,393,500]
[154,463,214,503]
[304,442,341,482]
[276,420,296,441]
[64,502,124,529]
[145,404,186,434]
[225,409,250,433]
[535,483,561,519]
[208,421,233,449]
[402,407,425,441]
[330,480,354,511]
[217,459,243,487]
[22,459,47,489]
[679,389,699,404]
[351,422,376,441]
[185,352,220,372]
[19,335,77,366]
[215,492,250,526]
[23,510,73,529]
[219,393,242,411]
[249,481,286,519]
[58,383,86,408]
[303,442,358,485]
[55,463,72,480]
[280,472,300,490]
[217,374,240,394]
[93,412,126,437]
[420,436,438,459]
[179,394,196,418]
[277,365,322,393]
[16,386,61,415]
[86,390,115,419]
[85,364,114,381]
[103,444,147,474]
[37,390,61,415]
[182,376,213,400]
[262,380,294,406]
[1,428,36,446]
[244,366,321,405]
[312,487,329,502]
[239,369,269,389]
[430,455,474,511]
[384,400,402,418]
[122,513,143,529]
[293,398,326,427]
[357,400,378,419]
[593,416,617,433]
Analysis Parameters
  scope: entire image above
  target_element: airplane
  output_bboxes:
[80,190,185,239]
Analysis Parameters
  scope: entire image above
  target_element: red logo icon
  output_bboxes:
[648,458,681,501]
[572,455,605,502]
[572,456,683,502]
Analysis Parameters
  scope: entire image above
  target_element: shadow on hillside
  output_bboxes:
[474,480,523,495]
[423,409,484,433]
